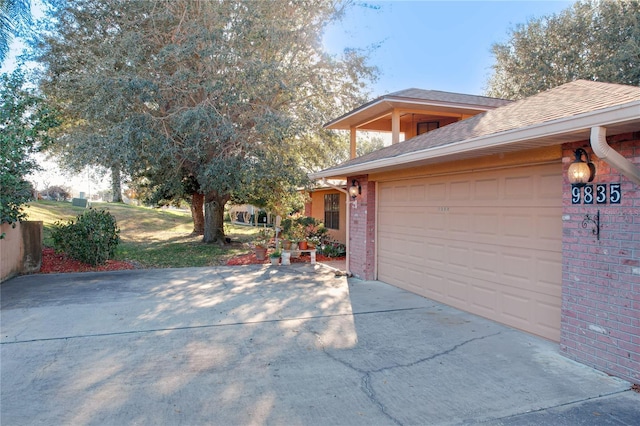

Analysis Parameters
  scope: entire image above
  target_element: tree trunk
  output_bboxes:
[203,191,229,244]
[111,165,123,203]
[191,192,205,235]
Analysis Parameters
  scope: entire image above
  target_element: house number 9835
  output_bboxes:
[572,183,621,204]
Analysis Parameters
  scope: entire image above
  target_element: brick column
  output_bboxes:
[348,175,376,280]
[560,132,640,385]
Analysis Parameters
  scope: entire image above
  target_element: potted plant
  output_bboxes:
[269,250,281,265]
[307,236,321,250]
[253,229,271,261]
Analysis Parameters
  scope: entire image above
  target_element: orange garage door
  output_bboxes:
[377,163,563,341]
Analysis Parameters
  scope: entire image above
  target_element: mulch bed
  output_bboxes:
[39,247,137,274]
[38,247,345,273]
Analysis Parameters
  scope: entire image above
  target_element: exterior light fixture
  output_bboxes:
[348,179,361,199]
[568,148,596,187]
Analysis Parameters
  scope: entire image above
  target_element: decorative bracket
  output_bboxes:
[581,210,600,240]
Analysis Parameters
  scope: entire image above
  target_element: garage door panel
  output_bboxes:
[450,180,471,199]
[472,248,500,279]
[410,184,426,201]
[447,277,469,304]
[535,257,562,295]
[539,173,563,198]
[425,242,446,268]
[378,163,562,341]
[502,251,532,284]
[470,284,498,314]
[537,213,563,241]
[502,292,531,323]
[428,183,447,200]
[504,175,534,199]
[447,245,471,273]
[533,298,561,338]
[475,178,500,200]
[449,212,471,234]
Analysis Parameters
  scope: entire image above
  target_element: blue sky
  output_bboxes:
[323,1,573,97]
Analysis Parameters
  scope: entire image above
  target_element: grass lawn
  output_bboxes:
[25,200,264,268]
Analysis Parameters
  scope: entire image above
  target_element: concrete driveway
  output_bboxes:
[1,264,638,425]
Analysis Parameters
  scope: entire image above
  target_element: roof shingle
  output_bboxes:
[324,80,640,172]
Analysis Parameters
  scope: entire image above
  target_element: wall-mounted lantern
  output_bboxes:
[348,179,361,199]
[568,148,596,187]
[348,179,361,209]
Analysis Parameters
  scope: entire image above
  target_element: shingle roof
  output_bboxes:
[321,80,640,173]
[383,88,512,108]
[324,88,512,129]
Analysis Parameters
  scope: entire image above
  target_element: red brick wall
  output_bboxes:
[561,132,640,385]
[348,175,376,280]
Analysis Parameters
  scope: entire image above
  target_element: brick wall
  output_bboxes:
[348,175,376,280]
[561,132,640,385]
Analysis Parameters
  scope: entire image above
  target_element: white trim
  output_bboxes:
[311,101,640,180]
[590,126,640,186]
[320,178,351,275]
[374,179,379,281]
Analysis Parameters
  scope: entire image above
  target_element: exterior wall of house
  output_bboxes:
[368,146,562,182]
[347,175,376,280]
[307,189,346,245]
[561,132,640,385]
[1,221,43,282]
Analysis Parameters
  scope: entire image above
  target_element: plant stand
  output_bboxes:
[282,249,316,265]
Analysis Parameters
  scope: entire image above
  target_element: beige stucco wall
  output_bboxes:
[308,189,347,245]
[1,221,43,282]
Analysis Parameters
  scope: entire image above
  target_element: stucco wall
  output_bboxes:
[308,189,346,245]
[561,133,640,385]
[1,221,43,282]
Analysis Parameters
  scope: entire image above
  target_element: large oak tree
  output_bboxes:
[37,0,375,242]
[486,0,640,99]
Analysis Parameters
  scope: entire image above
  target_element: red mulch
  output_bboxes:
[39,247,344,272]
[40,247,137,274]
[226,251,345,266]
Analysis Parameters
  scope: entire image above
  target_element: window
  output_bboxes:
[417,121,439,135]
[324,193,340,230]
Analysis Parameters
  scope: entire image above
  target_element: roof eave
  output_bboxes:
[323,96,507,131]
[310,101,640,180]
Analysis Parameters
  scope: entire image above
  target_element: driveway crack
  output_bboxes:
[309,326,502,426]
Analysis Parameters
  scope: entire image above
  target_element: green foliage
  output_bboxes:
[270,249,281,258]
[253,228,272,248]
[51,208,120,266]
[320,240,346,258]
[0,0,32,63]
[281,215,328,242]
[486,0,640,99]
[0,70,59,226]
[35,0,376,241]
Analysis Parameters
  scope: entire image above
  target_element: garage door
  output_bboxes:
[377,163,562,341]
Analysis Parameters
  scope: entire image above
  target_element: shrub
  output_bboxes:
[320,240,346,258]
[51,208,120,266]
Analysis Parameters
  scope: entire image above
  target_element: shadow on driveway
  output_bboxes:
[1,265,637,425]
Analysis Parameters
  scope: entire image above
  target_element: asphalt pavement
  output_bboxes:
[1,264,638,425]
